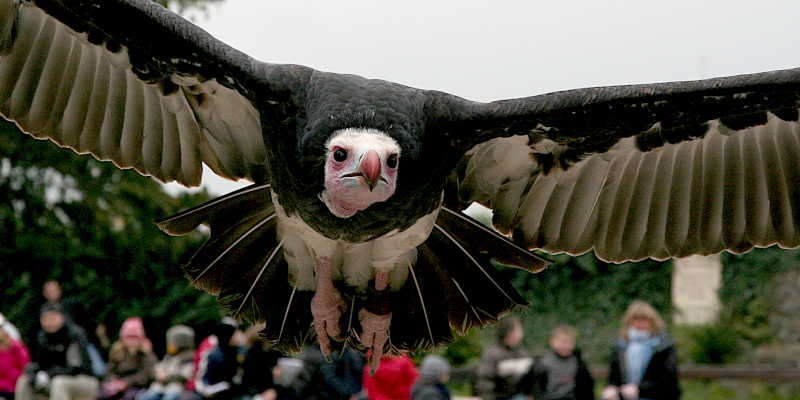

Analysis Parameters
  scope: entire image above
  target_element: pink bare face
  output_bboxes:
[320,128,401,218]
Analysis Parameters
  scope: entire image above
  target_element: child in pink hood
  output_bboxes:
[101,317,157,400]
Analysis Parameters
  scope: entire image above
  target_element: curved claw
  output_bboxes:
[359,309,392,371]
[311,287,346,356]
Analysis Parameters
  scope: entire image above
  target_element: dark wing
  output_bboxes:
[0,0,310,186]
[437,68,800,262]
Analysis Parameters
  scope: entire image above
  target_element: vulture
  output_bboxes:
[2,0,800,365]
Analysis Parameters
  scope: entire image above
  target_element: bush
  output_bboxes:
[675,324,741,364]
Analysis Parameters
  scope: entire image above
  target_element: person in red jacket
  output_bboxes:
[0,318,30,400]
[363,354,419,400]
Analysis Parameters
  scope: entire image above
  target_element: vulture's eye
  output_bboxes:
[387,154,398,169]
[333,148,348,162]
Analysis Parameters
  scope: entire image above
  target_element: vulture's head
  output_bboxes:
[319,128,401,218]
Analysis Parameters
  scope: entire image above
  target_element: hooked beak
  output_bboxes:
[359,150,381,191]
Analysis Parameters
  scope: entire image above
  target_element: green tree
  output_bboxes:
[0,118,222,351]
[0,0,231,354]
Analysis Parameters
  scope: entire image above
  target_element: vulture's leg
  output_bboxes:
[311,257,345,356]
[359,270,392,371]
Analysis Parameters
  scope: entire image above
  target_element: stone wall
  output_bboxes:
[672,254,722,325]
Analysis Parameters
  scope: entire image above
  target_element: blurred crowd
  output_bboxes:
[0,280,680,400]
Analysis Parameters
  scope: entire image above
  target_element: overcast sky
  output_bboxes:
[164,0,800,195]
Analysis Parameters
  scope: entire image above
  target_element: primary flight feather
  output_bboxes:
[2,0,800,364]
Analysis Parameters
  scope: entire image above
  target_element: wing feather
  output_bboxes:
[622,149,658,260]
[780,122,800,244]
[662,139,694,256]
[455,112,800,262]
[720,131,745,251]
[517,175,557,248]
[99,62,127,161]
[557,156,607,253]
[640,142,676,260]
[60,38,96,145]
[539,169,578,251]
[44,30,81,136]
[0,0,310,186]
[762,119,794,243]
[741,125,770,245]
[593,148,633,259]
[698,128,724,253]
[120,71,145,168]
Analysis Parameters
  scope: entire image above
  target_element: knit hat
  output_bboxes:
[40,303,64,316]
[419,354,450,379]
[166,325,195,352]
[120,317,146,339]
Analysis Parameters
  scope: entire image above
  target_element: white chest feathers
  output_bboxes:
[271,191,440,292]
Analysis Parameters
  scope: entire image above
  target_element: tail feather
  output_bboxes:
[426,227,527,326]
[436,207,550,273]
[383,216,534,352]
[186,212,277,293]
[382,254,454,353]
[155,184,277,295]
[158,184,314,353]
[156,184,271,235]
[159,189,542,355]
[254,255,315,353]
[433,224,529,307]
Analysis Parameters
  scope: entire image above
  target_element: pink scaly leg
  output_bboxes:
[311,257,345,356]
[359,270,392,372]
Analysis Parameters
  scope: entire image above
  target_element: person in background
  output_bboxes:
[140,325,197,400]
[476,316,532,400]
[15,303,99,400]
[190,317,239,396]
[296,344,364,400]
[198,322,242,399]
[0,317,30,400]
[362,353,418,400]
[254,357,303,400]
[602,301,680,400]
[188,331,218,395]
[39,280,106,377]
[411,355,451,400]
[101,317,157,400]
[521,325,594,400]
[0,314,21,343]
[40,281,94,344]
[241,324,282,398]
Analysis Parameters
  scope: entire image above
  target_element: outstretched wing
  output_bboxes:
[439,68,800,262]
[0,0,310,186]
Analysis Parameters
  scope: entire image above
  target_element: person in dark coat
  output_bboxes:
[521,325,594,400]
[296,344,363,400]
[199,323,242,399]
[476,317,532,400]
[411,354,451,400]
[602,301,680,400]
[241,336,282,397]
[15,304,100,400]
